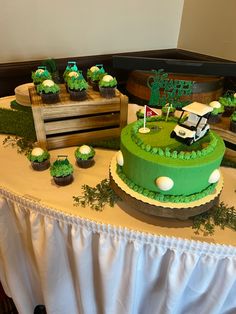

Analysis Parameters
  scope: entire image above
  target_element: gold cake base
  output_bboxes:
[109,155,223,220]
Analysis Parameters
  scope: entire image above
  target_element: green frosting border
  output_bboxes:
[117,165,216,203]
[132,116,218,160]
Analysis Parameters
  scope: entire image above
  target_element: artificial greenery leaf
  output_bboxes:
[3,135,34,155]
[192,202,236,235]
[73,179,120,211]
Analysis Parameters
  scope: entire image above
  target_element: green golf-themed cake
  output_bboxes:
[115,105,225,204]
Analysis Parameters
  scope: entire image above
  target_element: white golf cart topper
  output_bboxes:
[170,102,213,145]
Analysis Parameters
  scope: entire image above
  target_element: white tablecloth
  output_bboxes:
[0,101,236,314]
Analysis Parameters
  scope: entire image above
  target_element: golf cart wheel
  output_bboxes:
[186,138,194,146]
[170,131,176,138]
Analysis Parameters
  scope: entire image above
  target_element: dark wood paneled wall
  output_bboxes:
[0,49,233,97]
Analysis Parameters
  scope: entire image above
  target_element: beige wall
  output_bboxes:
[0,0,184,63]
[178,0,236,61]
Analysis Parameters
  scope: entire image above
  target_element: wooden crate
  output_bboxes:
[29,85,128,150]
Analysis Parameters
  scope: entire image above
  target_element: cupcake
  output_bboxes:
[32,67,51,87]
[230,111,236,133]
[99,75,117,98]
[50,156,74,186]
[208,101,224,124]
[64,71,80,91]
[219,91,236,117]
[63,61,78,82]
[87,64,106,91]
[74,145,95,168]
[136,107,145,119]
[67,76,89,101]
[37,79,60,104]
[28,147,50,171]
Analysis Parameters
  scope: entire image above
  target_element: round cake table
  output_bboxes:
[0,100,236,314]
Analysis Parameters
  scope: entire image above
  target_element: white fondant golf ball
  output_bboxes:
[35,69,45,74]
[42,79,54,87]
[234,93,236,98]
[68,71,79,78]
[102,75,113,82]
[116,151,124,166]
[79,145,91,154]
[90,66,99,72]
[209,101,221,109]
[156,176,174,191]
[208,169,220,183]
[31,147,44,156]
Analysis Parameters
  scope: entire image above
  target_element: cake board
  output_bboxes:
[109,155,223,220]
[14,83,34,106]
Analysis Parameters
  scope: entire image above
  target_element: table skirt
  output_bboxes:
[1,188,236,314]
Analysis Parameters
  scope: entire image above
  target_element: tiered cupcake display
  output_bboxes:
[99,75,117,98]
[37,79,60,104]
[75,145,95,168]
[50,156,74,186]
[32,66,51,87]
[87,64,106,91]
[28,147,50,171]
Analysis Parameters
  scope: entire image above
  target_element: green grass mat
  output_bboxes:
[0,101,36,141]
[10,100,33,113]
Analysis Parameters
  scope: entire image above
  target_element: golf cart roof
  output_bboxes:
[182,102,213,116]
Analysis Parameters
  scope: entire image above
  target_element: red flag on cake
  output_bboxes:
[145,105,158,117]
[139,105,158,134]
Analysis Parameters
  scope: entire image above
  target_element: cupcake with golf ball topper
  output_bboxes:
[37,79,60,104]
[63,61,79,82]
[67,73,88,101]
[208,100,224,123]
[87,64,106,91]
[28,147,50,171]
[32,66,52,86]
[64,70,80,91]
[74,145,95,168]
[99,74,117,98]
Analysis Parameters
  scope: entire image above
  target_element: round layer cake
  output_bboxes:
[116,116,225,203]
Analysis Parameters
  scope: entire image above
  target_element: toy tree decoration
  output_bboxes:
[147,70,168,107]
[147,69,193,108]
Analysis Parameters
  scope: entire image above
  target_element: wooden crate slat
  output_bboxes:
[42,103,121,119]
[45,113,120,135]
[31,106,47,149]
[47,128,121,150]
[120,94,129,129]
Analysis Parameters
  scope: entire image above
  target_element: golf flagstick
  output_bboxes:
[139,105,158,134]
